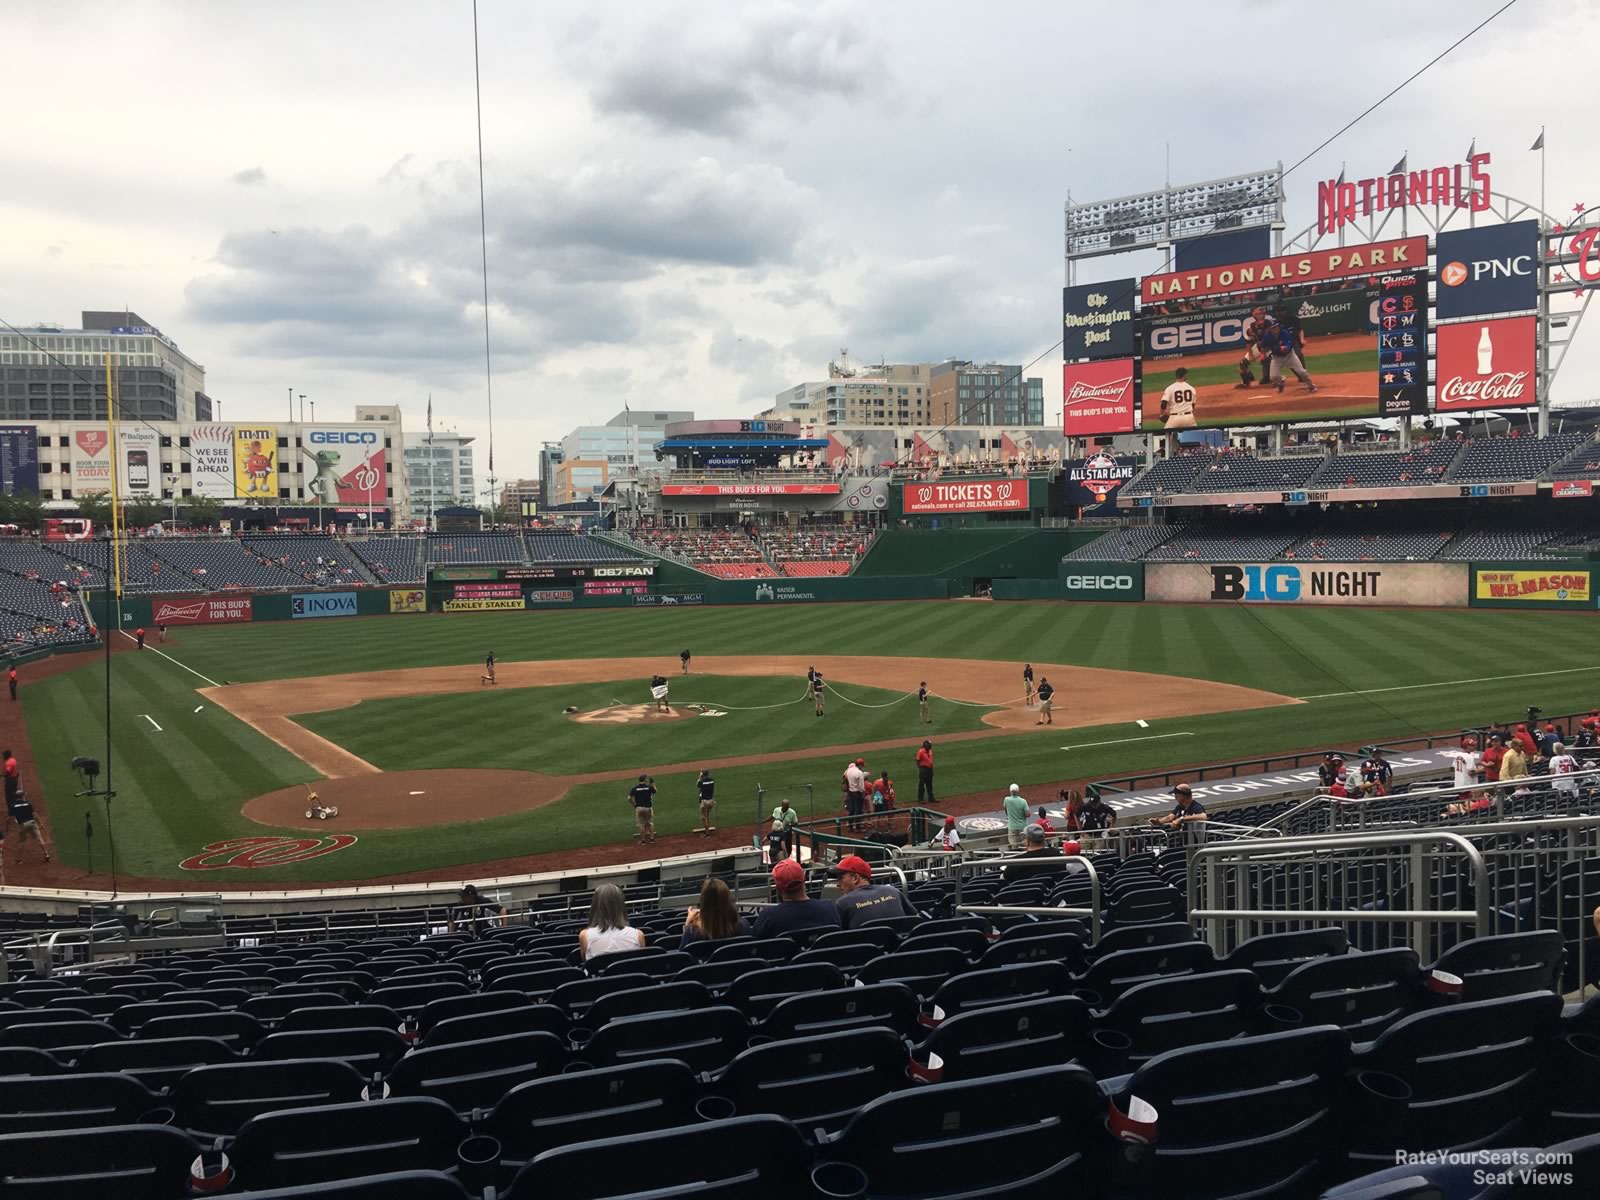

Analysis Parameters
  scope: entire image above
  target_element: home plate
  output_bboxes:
[409,790,426,796]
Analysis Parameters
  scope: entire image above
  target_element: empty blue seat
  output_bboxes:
[1073,941,1217,1008]
[591,949,693,979]
[387,1031,567,1113]
[0,1123,203,1200]
[818,1064,1103,1198]
[913,995,1093,1082]
[230,1097,466,1189]
[925,961,1073,1021]
[711,1027,907,1133]
[855,948,969,1001]
[277,1004,403,1033]
[170,1057,369,1138]
[1219,928,1350,988]
[977,930,1085,971]
[1089,920,1197,960]
[256,1027,409,1074]
[762,982,922,1041]
[0,1072,161,1134]
[585,1006,748,1074]
[489,1059,699,1169]
[423,1003,567,1047]
[1430,932,1563,1001]
[140,1010,266,1052]
[581,981,712,1031]
[77,1035,238,1091]
[1268,948,1421,1037]
[725,963,846,1021]
[1099,970,1267,1067]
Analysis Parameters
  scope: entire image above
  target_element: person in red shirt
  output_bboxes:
[1034,806,1055,835]
[134,627,146,650]
[877,771,896,813]
[1058,788,1084,832]
[7,665,16,701]
[915,740,934,805]
[2,748,17,810]
[1480,734,1505,783]
[1512,724,1538,759]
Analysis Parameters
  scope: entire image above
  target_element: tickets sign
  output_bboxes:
[901,479,1030,514]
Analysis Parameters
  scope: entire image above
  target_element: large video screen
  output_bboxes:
[1140,272,1427,430]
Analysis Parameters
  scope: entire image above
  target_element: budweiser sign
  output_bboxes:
[152,596,254,625]
[1434,316,1536,411]
[901,479,1030,515]
[660,483,841,497]
[1062,358,1138,436]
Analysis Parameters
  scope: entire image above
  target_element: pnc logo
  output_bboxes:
[1440,255,1533,287]
[1440,261,1469,287]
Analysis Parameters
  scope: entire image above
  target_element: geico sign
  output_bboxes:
[1440,255,1533,288]
[1148,318,1246,352]
[1063,574,1134,590]
[309,430,379,444]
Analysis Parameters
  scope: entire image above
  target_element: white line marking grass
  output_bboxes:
[1061,732,1193,752]
[141,714,162,732]
[1297,664,1600,701]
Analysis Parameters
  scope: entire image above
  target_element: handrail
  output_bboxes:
[1258,765,1600,833]
[950,854,1101,941]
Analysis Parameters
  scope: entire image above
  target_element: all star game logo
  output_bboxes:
[1068,452,1135,503]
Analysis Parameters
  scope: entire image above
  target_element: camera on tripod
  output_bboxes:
[1527,705,1543,728]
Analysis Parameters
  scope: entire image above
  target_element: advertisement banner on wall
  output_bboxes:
[1062,279,1137,360]
[1064,453,1138,514]
[1554,480,1594,498]
[661,483,841,497]
[1062,359,1138,435]
[234,426,278,500]
[1141,235,1427,302]
[1435,315,1536,410]
[1474,568,1591,604]
[443,597,526,612]
[301,426,386,507]
[291,593,357,619]
[0,426,38,495]
[388,588,427,613]
[188,425,237,497]
[70,427,113,494]
[900,479,1031,515]
[1435,220,1538,319]
[152,596,254,625]
[118,426,160,497]
[1058,563,1144,602]
[1145,562,1467,607]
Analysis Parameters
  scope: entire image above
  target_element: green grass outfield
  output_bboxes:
[23,601,1600,883]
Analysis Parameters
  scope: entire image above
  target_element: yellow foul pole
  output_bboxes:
[103,352,124,619]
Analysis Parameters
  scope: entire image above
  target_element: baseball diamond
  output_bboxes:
[10,594,1600,888]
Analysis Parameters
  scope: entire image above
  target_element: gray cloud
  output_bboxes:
[230,166,267,186]
[588,7,890,135]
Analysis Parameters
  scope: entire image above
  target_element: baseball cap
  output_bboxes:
[921,739,932,749]
[1062,840,1082,856]
[944,816,956,827]
[1008,783,1020,795]
[855,757,865,767]
[831,854,873,880]
[1461,736,1476,747]
[771,859,806,891]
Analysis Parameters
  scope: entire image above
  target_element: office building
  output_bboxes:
[550,409,692,504]
[761,351,936,428]
[0,310,212,422]
[929,361,1045,426]
[404,430,475,520]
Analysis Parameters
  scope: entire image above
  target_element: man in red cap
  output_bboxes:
[832,854,914,928]
[752,859,841,938]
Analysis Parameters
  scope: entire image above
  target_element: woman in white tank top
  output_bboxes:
[578,883,645,962]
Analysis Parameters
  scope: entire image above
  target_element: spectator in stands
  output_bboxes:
[1538,722,1563,758]
[448,884,506,936]
[930,815,961,851]
[1500,737,1529,784]
[1061,840,1090,875]
[1481,734,1506,784]
[916,740,934,804]
[832,854,914,927]
[1149,783,1207,830]
[1317,753,1339,790]
[1058,788,1084,832]
[1003,824,1063,880]
[877,770,896,822]
[1034,805,1055,834]
[1360,748,1392,797]
[1512,724,1539,759]
[680,878,749,946]
[770,798,800,860]
[1079,786,1117,839]
[843,757,867,827]
[1549,742,1580,800]
[1447,737,1480,796]
[579,883,646,961]
[752,859,840,937]
[1003,783,1030,849]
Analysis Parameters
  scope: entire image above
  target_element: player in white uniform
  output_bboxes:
[1237,307,1268,387]
[1159,367,1198,430]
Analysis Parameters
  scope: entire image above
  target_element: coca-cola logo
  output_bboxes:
[1065,377,1132,401]
[1439,371,1530,403]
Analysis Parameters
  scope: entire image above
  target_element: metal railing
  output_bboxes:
[949,854,1102,941]
[1261,768,1600,837]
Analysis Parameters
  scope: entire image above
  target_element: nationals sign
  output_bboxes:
[1434,316,1536,411]
[152,596,254,625]
[661,483,841,496]
[1063,358,1138,435]
[902,479,1030,515]
[1141,236,1426,303]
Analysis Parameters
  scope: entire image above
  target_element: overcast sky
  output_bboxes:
[5,0,1594,483]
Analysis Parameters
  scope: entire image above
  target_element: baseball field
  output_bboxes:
[1142,332,1377,429]
[13,600,1600,886]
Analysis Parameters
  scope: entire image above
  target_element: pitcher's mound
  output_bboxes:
[569,703,690,725]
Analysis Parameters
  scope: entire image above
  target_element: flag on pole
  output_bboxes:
[1389,153,1407,176]
[1530,130,1545,151]
[1466,138,1476,161]
[426,394,432,435]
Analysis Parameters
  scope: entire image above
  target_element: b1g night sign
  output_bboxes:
[1319,153,1493,235]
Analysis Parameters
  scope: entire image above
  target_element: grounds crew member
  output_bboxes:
[7,664,16,701]
[481,651,497,686]
[918,681,930,724]
[812,670,825,716]
[134,626,146,650]
[696,768,716,837]
[915,740,934,805]
[629,773,657,845]
[1022,663,1034,706]
[832,854,914,928]
[1035,676,1055,725]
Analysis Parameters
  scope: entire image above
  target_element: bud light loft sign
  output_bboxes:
[1435,220,1538,319]
[291,592,358,619]
[1434,316,1536,411]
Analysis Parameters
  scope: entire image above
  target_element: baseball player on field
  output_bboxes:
[1159,367,1198,431]
[1236,307,1269,387]
[1260,316,1318,393]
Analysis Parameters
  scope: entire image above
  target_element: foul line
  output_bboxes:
[118,632,223,688]
[1297,664,1600,702]
[141,714,163,732]
[1060,731,1193,752]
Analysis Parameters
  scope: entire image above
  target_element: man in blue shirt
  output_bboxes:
[1148,783,1207,831]
[753,859,841,937]
[1260,316,1316,394]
